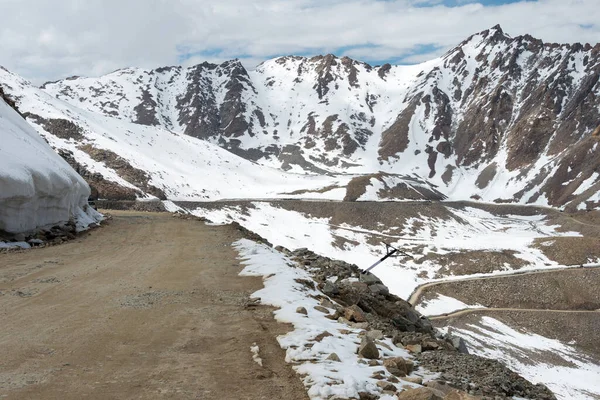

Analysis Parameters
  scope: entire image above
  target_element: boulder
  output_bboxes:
[359,273,382,285]
[322,282,339,295]
[444,390,482,399]
[313,305,330,314]
[369,284,390,295]
[397,387,445,400]
[344,304,366,322]
[296,307,307,315]
[426,381,456,395]
[377,381,397,391]
[366,330,384,341]
[358,337,380,359]
[383,357,408,377]
[450,336,469,354]
[403,376,423,385]
[406,344,422,354]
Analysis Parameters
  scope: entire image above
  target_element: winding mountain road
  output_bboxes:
[408,263,600,306]
[429,307,600,320]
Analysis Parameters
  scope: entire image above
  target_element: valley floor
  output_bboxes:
[0,211,307,400]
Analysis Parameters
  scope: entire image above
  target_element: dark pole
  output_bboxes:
[363,243,410,274]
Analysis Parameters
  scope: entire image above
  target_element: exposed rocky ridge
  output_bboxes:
[77,144,166,200]
[36,25,600,210]
[57,149,141,201]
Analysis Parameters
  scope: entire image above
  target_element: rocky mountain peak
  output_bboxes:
[17,27,599,211]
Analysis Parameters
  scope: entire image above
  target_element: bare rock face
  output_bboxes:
[77,145,166,200]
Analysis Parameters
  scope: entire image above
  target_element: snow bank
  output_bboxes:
[234,239,431,399]
[0,98,101,233]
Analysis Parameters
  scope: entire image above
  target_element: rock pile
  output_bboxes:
[275,245,557,400]
[0,219,98,252]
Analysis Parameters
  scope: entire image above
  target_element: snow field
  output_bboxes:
[194,203,582,300]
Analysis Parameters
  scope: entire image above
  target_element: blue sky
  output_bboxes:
[0,0,597,83]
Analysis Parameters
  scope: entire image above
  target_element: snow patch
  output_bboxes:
[234,239,425,399]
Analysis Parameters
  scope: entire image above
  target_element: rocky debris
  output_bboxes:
[0,219,102,252]
[94,200,167,212]
[220,229,558,400]
[58,149,141,201]
[343,172,446,202]
[358,336,380,359]
[289,247,434,336]
[275,245,557,400]
[24,113,86,141]
[230,222,272,247]
[326,353,341,362]
[78,144,166,200]
[417,351,556,399]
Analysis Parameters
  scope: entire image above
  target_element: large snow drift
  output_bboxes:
[0,98,98,233]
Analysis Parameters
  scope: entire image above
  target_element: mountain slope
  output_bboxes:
[39,26,600,210]
[1,67,446,203]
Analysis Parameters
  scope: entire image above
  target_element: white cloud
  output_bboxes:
[0,0,598,84]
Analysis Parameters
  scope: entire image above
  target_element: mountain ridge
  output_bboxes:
[2,25,599,210]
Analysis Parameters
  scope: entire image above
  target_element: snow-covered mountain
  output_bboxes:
[0,86,99,234]
[2,25,599,209]
[0,66,444,203]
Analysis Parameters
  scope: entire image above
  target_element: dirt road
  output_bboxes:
[429,307,600,320]
[0,211,308,400]
[407,263,600,306]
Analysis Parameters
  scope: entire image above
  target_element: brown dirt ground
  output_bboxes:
[534,237,600,265]
[418,267,600,311]
[0,211,308,400]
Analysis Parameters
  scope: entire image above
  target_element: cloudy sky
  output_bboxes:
[1,0,598,84]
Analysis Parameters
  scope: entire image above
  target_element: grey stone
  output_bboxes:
[322,282,339,295]
[296,307,307,315]
[359,273,381,285]
[369,284,389,295]
[344,304,366,322]
[451,336,470,354]
[397,387,444,400]
[366,330,384,341]
[358,337,380,359]
[313,305,330,314]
